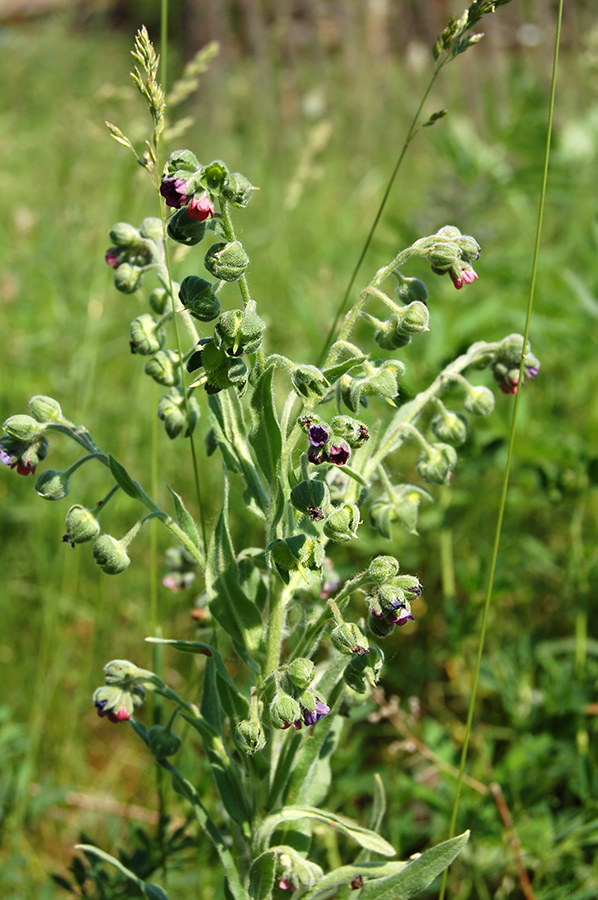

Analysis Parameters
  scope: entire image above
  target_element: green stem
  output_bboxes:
[438,3,564,895]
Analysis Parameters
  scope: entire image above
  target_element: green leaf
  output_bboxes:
[249,365,282,484]
[294,713,344,808]
[209,393,269,512]
[258,807,395,857]
[165,484,200,547]
[302,862,408,900]
[322,354,368,383]
[74,845,171,899]
[248,852,276,900]
[108,454,144,500]
[359,831,470,900]
[205,474,263,663]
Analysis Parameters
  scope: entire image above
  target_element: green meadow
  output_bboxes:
[1,5,598,897]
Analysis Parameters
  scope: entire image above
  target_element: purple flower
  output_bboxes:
[525,364,540,379]
[328,442,350,466]
[302,700,330,726]
[105,247,121,268]
[0,447,13,467]
[308,424,329,447]
[389,609,415,627]
[160,176,190,209]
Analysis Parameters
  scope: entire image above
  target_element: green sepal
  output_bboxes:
[166,484,201,548]
[108,454,144,500]
[321,354,368,384]
[359,831,470,900]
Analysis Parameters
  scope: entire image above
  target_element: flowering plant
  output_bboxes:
[1,5,541,898]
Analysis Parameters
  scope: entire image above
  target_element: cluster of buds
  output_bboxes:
[0,416,48,477]
[364,555,421,638]
[339,358,405,413]
[490,334,541,395]
[92,659,149,724]
[105,218,161,294]
[300,413,369,467]
[270,659,330,731]
[413,225,481,291]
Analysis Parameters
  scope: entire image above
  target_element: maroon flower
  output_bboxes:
[389,608,415,627]
[451,266,478,290]
[308,445,326,465]
[105,247,121,268]
[187,194,215,221]
[278,879,296,891]
[328,442,350,466]
[94,699,132,723]
[160,176,190,209]
[308,424,329,447]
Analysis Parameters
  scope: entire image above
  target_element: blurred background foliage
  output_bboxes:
[1,1,598,898]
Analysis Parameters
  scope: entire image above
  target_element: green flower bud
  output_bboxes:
[103,659,148,683]
[109,222,142,247]
[342,359,404,413]
[139,217,163,242]
[204,240,250,282]
[93,534,131,575]
[397,301,430,335]
[456,233,481,263]
[416,442,458,485]
[35,468,69,501]
[430,410,468,445]
[395,275,429,305]
[157,387,200,439]
[199,159,229,194]
[331,623,370,656]
[329,415,370,448]
[196,341,248,395]
[165,148,201,175]
[428,241,460,271]
[291,365,330,402]
[144,350,181,386]
[368,555,400,584]
[323,503,361,542]
[214,301,266,356]
[235,719,267,755]
[147,725,182,759]
[63,504,100,545]
[463,384,495,416]
[178,276,221,322]
[114,263,143,294]
[270,693,301,729]
[149,287,170,315]
[222,171,254,208]
[129,314,165,356]
[343,646,385,693]
[28,396,63,424]
[368,613,396,639]
[2,414,40,441]
[290,479,330,521]
[167,207,207,246]
[374,316,412,351]
[286,658,315,690]
[268,534,324,582]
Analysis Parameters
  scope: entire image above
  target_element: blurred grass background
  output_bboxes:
[1,1,598,897]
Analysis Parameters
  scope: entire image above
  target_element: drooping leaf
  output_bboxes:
[258,807,395,857]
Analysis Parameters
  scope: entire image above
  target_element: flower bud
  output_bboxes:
[429,241,460,271]
[430,410,468,445]
[235,719,268,755]
[222,171,254,208]
[204,241,250,282]
[270,693,302,730]
[35,468,70,501]
[149,287,170,315]
[214,301,266,356]
[326,440,351,466]
[268,534,324,582]
[368,613,397,639]
[144,350,181,386]
[416,442,457,485]
[196,341,249,395]
[199,159,229,194]
[129,314,166,355]
[463,384,495,416]
[139,217,163,242]
[331,623,370,656]
[343,646,385,692]
[299,692,330,726]
[329,416,369,449]
[63,504,101,545]
[374,316,412,351]
[286,658,315,690]
[342,359,404,412]
[109,222,142,247]
[147,725,182,759]
[157,387,200,439]
[397,301,430,335]
[29,396,63,424]
[395,275,429,305]
[93,685,135,723]
[167,207,207,246]
[178,276,221,322]
[103,659,147,682]
[290,479,330,521]
[368,555,399,584]
[165,148,201,176]
[113,263,143,294]
[2,415,40,442]
[323,503,361,542]
[93,534,131,575]
[291,365,330,402]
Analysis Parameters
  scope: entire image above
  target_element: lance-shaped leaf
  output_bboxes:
[165,484,201,547]
[209,392,269,512]
[249,365,282,484]
[359,831,470,900]
[75,845,170,900]
[248,852,276,900]
[258,807,395,857]
[302,861,409,900]
[205,472,263,663]
[108,454,144,501]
